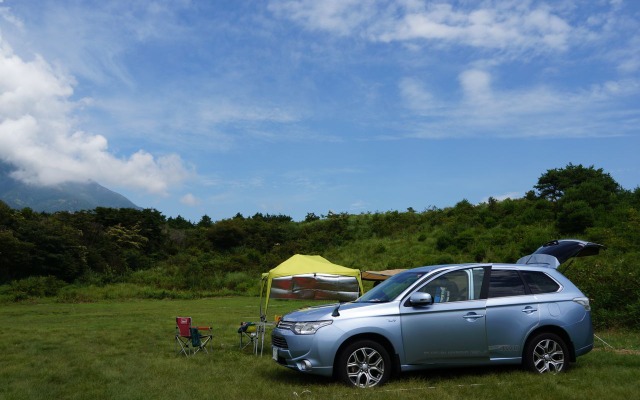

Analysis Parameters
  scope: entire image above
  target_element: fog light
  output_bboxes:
[297,360,312,371]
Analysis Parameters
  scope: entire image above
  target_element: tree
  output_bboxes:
[197,215,213,227]
[206,218,246,250]
[0,200,14,228]
[535,164,620,204]
[167,215,193,229]
[304,212,320,222]
[0,230,34,283]
[557,200,595,234]
[535,164,622,233]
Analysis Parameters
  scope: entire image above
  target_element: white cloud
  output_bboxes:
[396,60,640,139]
[271,1,572,53]
[481,192,522,203]
[270,0,639,141]
[268,0,376,36]
[399,77,439,115]
[459,69,492,105]
[0,1,23,30]
[5,1,194,86]
[198,99,298,125]
[180,193,200,207]
[349,200,369,212]
[0,38,190,194]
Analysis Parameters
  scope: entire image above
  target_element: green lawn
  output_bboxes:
[1,298,638,400]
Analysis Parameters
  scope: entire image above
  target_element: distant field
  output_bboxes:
[1,298,638,400]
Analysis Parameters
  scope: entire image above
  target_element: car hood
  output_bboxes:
[282,301,381,321]
[517,239,605,268]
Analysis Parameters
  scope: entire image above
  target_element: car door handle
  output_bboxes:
[521,306,538,314]
[462,312,485,321]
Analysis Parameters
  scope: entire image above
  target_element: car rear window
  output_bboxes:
[521,271,561,294]
[488,270,526,298]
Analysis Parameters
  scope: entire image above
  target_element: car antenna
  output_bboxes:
[332,303,341,317]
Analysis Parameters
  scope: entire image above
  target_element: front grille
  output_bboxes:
[271,333,288,349]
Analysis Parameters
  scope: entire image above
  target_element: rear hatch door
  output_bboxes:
[517,239,605,268]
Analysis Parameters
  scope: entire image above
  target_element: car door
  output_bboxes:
[400,266,489,365]
[485,268,540,361]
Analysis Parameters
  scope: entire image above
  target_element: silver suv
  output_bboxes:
[271,239,603,388]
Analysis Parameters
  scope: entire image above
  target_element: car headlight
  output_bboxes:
[292,320,333,335]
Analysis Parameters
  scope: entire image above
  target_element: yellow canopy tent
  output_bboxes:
[260,254,364,316]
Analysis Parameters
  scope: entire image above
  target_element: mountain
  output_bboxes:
[0,162,140,212]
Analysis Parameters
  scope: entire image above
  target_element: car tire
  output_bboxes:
[336,340,391,388]
[524,332,570,374]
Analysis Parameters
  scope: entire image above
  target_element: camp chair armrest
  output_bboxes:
[195,326,212,330]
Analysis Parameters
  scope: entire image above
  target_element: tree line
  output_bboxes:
[1,164,639,328]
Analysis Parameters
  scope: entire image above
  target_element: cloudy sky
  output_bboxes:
[1,0,639,222]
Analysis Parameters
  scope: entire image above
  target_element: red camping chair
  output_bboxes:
[175,317,213,356]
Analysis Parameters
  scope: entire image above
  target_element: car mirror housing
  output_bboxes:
[409,292,433,306]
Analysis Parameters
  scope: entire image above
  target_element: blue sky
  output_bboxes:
[1,0,639,222]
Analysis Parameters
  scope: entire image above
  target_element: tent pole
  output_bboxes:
[259,277,265,319]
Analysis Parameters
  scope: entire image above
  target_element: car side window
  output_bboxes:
[488,269,526,298]
[521,271,561,294]
[418,268,486,303]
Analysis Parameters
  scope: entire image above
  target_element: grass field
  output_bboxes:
[1,297,638,400]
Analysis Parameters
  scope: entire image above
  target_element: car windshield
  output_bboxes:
[357,271,429,303]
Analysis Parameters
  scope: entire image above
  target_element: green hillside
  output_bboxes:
[1,164,639,329]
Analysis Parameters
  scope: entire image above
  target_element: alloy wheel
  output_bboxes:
[345,346,386,387]
[532,338,565,373]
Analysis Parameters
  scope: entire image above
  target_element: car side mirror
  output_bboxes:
[409,292,433,306]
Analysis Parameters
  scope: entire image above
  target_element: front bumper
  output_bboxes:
[271,327,338,377]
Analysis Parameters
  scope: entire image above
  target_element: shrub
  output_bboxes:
[565,254,640,329]
[6,276,66,300]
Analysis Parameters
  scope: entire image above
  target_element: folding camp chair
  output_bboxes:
[238,315,269,355]
[238,321,258,352]
[175,317,213,356]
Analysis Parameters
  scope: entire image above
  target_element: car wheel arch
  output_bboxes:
[523,326,576,362]
[332,333,400,378]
